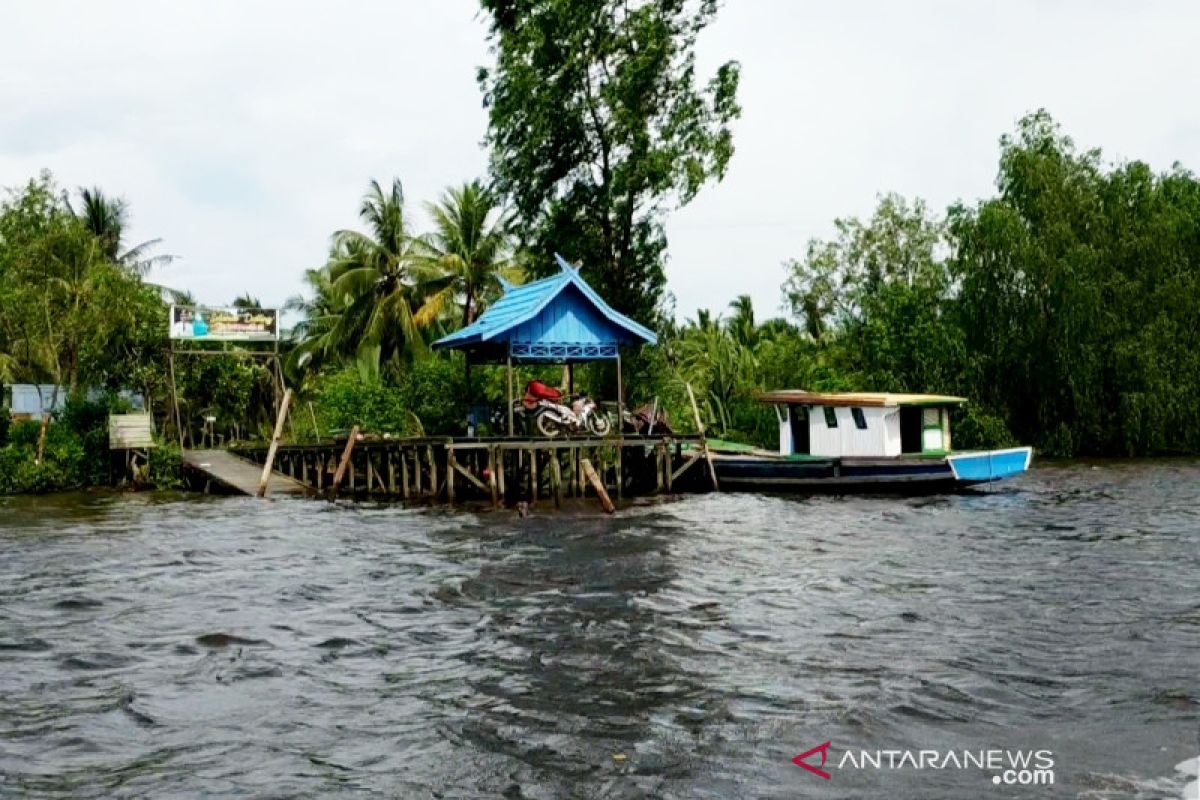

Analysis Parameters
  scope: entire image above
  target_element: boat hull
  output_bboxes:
[946,447,1033,483]
[712,447,1032,493]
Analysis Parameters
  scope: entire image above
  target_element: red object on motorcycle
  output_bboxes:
[524,380,562,404]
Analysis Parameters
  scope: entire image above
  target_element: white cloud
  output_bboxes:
[2,1,1198,322]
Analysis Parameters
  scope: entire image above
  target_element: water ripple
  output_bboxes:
[0,462,1197,797]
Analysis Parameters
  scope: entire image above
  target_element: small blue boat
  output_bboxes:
[711,390,1032,492]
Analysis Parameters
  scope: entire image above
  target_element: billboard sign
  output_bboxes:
[169,305,279,342]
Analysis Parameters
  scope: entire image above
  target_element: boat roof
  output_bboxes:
[757,390,967,408]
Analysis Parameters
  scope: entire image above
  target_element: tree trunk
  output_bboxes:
[34,385,58,466]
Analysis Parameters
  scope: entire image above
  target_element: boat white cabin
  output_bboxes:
[710,390,1031,491]
[759,390,967,458]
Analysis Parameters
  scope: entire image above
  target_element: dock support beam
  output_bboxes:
[257,389,293,498]
[329,425,359,499]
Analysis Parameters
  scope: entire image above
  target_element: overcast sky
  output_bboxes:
[3,1,1198,324]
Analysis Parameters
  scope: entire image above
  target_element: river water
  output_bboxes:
[0,461,1197,799]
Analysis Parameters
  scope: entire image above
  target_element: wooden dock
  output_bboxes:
[182,449,311,497]
[228,434,713,506]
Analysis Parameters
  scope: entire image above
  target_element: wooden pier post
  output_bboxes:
[256,389,293,498]
[487,446,499,508]
[580,457,615,514]
[551,450,563,508]
[328,424,359,499]
[530,448,539,504]
[655,442,665,494]
[687,382,720,491]
[497,447,506,502]
[446,445,456,503]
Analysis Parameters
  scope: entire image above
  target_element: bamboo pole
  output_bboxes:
[307,401,320,442]
[256,388,293,498]
[328,424,359,499]
[168,351,184,452]
[686,382,719,491]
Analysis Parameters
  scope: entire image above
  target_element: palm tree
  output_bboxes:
[283,268,339,384]
[412,180,521,327]
[321,178,425,377]
[74,187,174,275]
[232,293,263,309]
[727,294,758,347]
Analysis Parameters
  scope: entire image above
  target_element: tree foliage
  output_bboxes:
[477,0,741,324]
[952,111,1200,455]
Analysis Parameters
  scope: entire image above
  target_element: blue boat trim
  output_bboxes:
[946,447,1033,483]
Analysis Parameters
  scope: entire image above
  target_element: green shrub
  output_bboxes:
[313,370,412,436]
[952,407,1016,451]
[0,394,115,494]
[395,358,468,436]
[147,441,183,489]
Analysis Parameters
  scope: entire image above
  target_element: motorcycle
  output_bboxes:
[521,380,612,437]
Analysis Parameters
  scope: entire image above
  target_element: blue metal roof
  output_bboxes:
[431,254,656,361]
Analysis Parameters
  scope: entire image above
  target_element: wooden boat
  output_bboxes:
[710,390,1032,492]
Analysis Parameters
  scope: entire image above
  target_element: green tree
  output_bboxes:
[477,0,741,324]
[783,193,963,394]
[0,173,174,464]
[412,180,523,328]
[952,110,1200,455]
[321,178,427,379]
[73,186,173,275]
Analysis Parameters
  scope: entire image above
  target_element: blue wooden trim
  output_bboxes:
[510,342,619,360]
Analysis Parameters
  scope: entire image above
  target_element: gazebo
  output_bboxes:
[431,254,657,436]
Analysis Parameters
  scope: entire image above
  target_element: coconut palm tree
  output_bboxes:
[283,268,339,384]
[73,187,174,275]
[321,178,426,377]
[231,292,263,309]
[727,294,758,347]
[412,180,522,328]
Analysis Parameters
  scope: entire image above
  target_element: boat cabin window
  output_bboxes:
[823,406,838,428]
[851,407,868,430]
[922,407,944,452]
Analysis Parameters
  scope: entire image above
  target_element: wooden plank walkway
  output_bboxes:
[182,449,311,497]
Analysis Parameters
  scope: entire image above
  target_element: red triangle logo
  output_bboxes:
[792,741,832,780]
